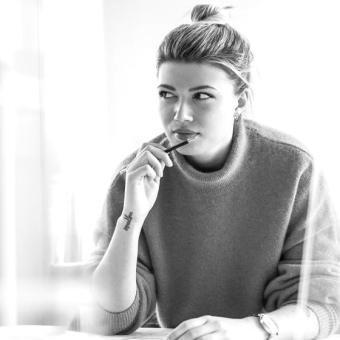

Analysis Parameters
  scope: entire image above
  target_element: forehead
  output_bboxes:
[158,62,234,90]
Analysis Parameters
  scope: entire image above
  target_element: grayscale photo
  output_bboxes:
[0,1,340,339]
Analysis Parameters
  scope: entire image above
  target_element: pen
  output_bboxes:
[164,140,190,153]
[165,134,197,153]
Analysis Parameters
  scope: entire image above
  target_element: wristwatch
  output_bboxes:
[257,313,279,339]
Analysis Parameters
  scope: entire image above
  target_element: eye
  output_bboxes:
[193,92,214,100]
[159,90,176,99]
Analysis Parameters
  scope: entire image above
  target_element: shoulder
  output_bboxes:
[243,119,313,166]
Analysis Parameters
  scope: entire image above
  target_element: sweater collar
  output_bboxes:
[169,118,247,187]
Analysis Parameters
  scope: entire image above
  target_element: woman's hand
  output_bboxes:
[166,315,266,340]
[122,143,173,227]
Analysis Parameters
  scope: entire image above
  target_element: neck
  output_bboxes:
[185,143,231,172]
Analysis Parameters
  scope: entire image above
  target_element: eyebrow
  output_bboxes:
[157,84,217,91]
[157,84,176,91]
[189,85,217,92]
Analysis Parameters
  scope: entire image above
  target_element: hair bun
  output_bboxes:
[191,4,229,23]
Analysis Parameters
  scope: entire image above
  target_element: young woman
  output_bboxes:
[87,5,340,339]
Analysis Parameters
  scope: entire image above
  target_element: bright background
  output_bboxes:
[1,0,339,326]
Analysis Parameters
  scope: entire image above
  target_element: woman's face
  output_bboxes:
[157,61,240,170]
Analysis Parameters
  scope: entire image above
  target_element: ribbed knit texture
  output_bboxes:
[89,118,340,338]
[308,302,339,340]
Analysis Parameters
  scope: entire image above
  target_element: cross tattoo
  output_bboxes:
[123,212,133,231]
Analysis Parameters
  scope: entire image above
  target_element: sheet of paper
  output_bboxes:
[0,326,339,340]
[110,328,172,340]
[0,326,172,340]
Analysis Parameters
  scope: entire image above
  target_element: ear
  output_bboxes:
[236,89,248,110]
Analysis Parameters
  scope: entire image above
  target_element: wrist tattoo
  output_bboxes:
[123,212,133,231]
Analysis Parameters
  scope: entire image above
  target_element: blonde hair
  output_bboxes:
[157,4,253,96]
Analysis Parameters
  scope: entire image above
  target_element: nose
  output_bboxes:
[173,99,194,122]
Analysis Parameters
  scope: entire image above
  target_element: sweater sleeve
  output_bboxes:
[263,161,340,339]
[75,163,157,335]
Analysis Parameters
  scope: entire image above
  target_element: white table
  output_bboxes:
[0,326,339,340]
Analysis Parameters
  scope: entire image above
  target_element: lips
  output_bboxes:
[173,129,199,141]
[174,133,198,141]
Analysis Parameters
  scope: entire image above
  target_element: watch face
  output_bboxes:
[259,314,279,336]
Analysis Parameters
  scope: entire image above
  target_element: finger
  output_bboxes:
[167,316,209,340]
[176,321,219,340]
[199,331,227,340]
[147,142,167,151]
[144,151,164,177]
[128,164,158,183]
[128,150,164,177]
[141,144,173,167]
[138,142,165,152]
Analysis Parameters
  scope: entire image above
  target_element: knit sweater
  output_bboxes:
[86,118,340,338]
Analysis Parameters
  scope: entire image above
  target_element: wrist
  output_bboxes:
[117,212,144,232]
[246,316,269,340]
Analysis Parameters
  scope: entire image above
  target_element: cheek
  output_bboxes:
[203,109,234,137]
[158,103,173,127]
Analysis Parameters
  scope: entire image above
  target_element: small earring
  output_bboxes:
[234,107,241,121]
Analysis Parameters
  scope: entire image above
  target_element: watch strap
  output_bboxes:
[257,313,279,339]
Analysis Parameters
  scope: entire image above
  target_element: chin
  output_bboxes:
[175,149,192,156]
[175,144,200,156]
